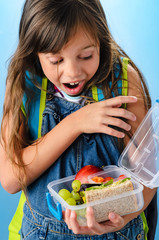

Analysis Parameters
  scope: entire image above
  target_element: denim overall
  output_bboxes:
[21,82,144,240]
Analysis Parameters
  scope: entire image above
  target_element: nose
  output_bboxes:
[65,60,82,79]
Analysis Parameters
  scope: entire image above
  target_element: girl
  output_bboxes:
[0,0,157,239]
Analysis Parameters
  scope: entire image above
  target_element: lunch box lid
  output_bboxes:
[118,100,159,189]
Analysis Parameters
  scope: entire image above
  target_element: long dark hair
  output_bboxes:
[1,0,151,189]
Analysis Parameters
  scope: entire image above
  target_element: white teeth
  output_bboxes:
[69,82,79,85]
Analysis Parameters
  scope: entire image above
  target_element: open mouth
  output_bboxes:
[63,81,81,89]
[63,80,85,95]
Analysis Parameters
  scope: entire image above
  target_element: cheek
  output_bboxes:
[46,73,58,85]
[41,64,58,82]
[87,60,99,77]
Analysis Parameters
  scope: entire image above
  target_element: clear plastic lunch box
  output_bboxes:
[46,100,159,225]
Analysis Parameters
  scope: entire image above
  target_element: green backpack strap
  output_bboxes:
[38,77,48,138]
[92,57,148,240]
[8,192,26,240]
[8,77,47,240]
[121,57,129,97]
[122,57,129,108]
[140,212,149,240]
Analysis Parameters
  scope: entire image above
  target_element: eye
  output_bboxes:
[82,55,92,60]
[79,55,93,61]
[53,59,63,65]
[50,58,63,65]
[79,50,93,60]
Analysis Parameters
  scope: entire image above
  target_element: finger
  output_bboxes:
[65,208,72,229]
[69,210,82,234]
[92,213,125,234]
[108,212,125,228]
[86,207,105,235]
[87,208,125,235]
[69,211,93,235]
[113,103,122,108]
[104,108,136,122]
[104,96,137,107]
[102,116,131,131]
[100,125,125,138]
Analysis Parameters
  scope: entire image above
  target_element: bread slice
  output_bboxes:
[85,179,138,222]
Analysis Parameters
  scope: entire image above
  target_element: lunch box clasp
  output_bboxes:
[46,192,62,221]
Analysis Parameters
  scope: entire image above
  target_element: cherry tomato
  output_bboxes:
[104,177,113,182]
[118,174,127,180]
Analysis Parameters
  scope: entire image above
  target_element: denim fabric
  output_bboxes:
[21,203,144,240]
[26,95,121,216]
[22,89,145,239]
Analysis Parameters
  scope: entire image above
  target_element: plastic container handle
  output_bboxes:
[46,192,62,221]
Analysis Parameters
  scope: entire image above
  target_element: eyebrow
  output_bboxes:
[46,45,96,57]
[82,44,96,50]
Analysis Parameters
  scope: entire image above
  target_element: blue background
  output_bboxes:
[0,0,159,239]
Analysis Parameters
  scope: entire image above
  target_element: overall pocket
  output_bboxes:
[21,214,40,240]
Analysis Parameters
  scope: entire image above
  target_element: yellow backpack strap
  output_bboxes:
[38,77,48,138]
[8,192,26,240]
[121,57,129,108]
[92,85,99,102]
[121,57,129,96]
[140,212,149,240]
[8,77,48,240]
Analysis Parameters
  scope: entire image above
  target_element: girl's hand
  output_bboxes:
[74,96,137,138]
[64,207,125,235]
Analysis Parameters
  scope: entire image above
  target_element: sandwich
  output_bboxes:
[81,177,138,223]
[58,173,138,225]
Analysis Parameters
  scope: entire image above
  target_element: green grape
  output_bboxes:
[58,189,71,201]
[79,191,84,197]
[66,197,76,206]
[71,190,81,201]
[72,180,81,192]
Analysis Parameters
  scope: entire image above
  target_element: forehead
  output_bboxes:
[61,27,98,52]
[37,19,99,54]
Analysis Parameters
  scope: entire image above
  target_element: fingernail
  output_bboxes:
[133,115,136,121]
[120,133,125,138]
[66,208,70,216]
[127,125,131,131]
[87,206,93,215]
[87,206,91,213]
[110,213,116,219]
[70,211,74,218]
[132,96,137,101]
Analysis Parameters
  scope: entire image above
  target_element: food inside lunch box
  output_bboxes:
[58,175,133,206]
[58,165,138,222]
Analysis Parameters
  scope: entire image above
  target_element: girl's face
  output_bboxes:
[38,27,100,96]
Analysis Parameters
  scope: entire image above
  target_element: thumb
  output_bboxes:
[108,212,124,227]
